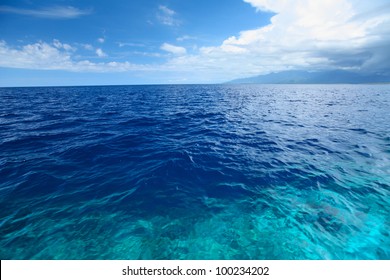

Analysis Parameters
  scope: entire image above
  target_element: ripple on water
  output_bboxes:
[0,84,389,259]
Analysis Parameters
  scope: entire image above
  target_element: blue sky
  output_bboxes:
[0,0,389,86]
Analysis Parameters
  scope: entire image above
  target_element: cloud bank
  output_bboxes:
[181,0,390,81]
[0,40,146,72]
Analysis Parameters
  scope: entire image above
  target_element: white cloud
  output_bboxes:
[131,51,163,58]
[0,40,147,72]
[177,35,197,42]
[157,5,179,26]
[0,5,91,19]
[117,42,145,48]
[82,44,94,51]
[53,39,76,52]
[96,48,107,57]
[0,40,73,69]
[160,43,187,55]
[159,0,390,81]
[97,37,105,43]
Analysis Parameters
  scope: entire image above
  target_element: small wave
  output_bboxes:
[0,84,389,259]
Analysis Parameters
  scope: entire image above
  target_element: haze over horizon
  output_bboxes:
[1,0,389,86]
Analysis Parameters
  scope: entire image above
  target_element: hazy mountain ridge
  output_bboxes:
[228,70,390,84]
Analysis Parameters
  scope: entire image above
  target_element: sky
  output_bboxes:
[0,0,389,86]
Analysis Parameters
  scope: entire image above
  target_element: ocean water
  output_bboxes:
[0,84,389,260]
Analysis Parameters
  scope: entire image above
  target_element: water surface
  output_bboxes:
[0,84,389,259]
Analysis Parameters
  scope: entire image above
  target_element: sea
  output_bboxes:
[0,84,389,259]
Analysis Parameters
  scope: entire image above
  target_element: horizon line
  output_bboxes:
[1,82,390,88]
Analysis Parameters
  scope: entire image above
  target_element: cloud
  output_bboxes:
[117,42,145,48]
[160,43,187,55]
[159,0,390,81]
[0,40,146,72]
[177,35,197,42]
[96,48,107,57]
[0,5,91,19]
[230,0,390,73]
[157,5,180,26]
[97,37,105,43]
[53,39,76,52]
[0,40,73,69]
[81,44,94,51]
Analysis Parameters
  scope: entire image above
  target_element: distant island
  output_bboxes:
[227,70,390,84]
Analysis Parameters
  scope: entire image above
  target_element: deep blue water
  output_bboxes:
[0,84,389,259]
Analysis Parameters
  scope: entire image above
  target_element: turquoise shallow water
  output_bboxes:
[0,84,389,259]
